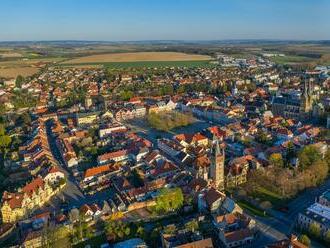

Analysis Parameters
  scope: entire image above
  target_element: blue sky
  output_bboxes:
[1,0,329,41]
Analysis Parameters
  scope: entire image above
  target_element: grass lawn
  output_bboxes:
[73,233,108,248]
[251,186,286,206]
[147,111,195,132]
[237,200,270,218]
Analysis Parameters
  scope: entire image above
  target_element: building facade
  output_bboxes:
[1,177,60,223]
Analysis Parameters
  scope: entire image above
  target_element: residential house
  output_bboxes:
[175,133,209,148]
[97,149,130,164]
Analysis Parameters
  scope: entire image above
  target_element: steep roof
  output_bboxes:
[175,238,214,248]
[98,149,128,162]
[22,177,45,197]
[204,188,225,207]
[224,228,253,243]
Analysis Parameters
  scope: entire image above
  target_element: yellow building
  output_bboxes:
[76,112,99,125]
[1,177,57,223]
[225,164,248,188]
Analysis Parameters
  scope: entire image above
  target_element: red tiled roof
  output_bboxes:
[175,133,208,144]
[224,228,253,243]
[2,191,24,209]
[204,188,225,207]
[175,238,214,248]
[84,164,118,179]
[215,213,237,224]
[80,204,93,215]
[22,177,45,197]
[98,149,128,162]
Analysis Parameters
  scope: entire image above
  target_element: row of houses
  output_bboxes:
[1,119,66,223]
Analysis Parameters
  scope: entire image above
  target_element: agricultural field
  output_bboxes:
[62,52,211,64]
[0,57,65,79]
[269,55,314,65]
[0,67,39,78]
[67,60,214,69]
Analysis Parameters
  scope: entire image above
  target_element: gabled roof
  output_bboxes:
[84,164,118,179]
[80,204,93,215]
[175,238,214,248]
[22,177,45,197]
[204,188,225,207]
[98,149,129,162]
[224,228,253,243]
[175,133,208,144]
[215,213,237,224]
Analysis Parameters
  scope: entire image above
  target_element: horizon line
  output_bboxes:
[1,38,330,43]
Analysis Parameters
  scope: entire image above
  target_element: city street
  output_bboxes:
[42,120,114,214]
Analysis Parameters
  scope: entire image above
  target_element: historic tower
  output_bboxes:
[210,140,225,191]
[300,78,314,119]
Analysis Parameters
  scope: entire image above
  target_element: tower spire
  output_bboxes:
[304,77,308,96]
[210,140,225,191]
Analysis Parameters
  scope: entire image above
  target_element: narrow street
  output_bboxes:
[43,120,114,214]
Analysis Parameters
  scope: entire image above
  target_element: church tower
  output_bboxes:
[209,140,225,191]
[300,78,313,118]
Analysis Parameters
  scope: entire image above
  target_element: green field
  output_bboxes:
[269,55,314,64]
[237,200,270,217]
[61,60,214,69]
[251,186,285,206]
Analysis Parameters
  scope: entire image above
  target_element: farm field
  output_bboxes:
[0,67,39,78]
[0,57,65,78]
[64,60,214,69]
[269,55,314,65]
[62,52,211,64]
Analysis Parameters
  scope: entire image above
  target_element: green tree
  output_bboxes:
[185,219,199,232]
[16,112,32,126]
[286,141,295,162]
[136,225,145,238]
[70,214,93,243]
[41,225,56,248]
[15,75,25,88]
[41,225,71,248]
[269,153,284,168]
[119,90,133,101]
[0,125,12,158]
[163,224,176,235]
[256,130,272,145]
[160,85,174,95]
[309,222,321,238]
[298,145,321,170]
[299,234,311,247]
[155,187,184,213]
[104,220,131,242]
[325,230,330,245]
[324,150,330,171]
